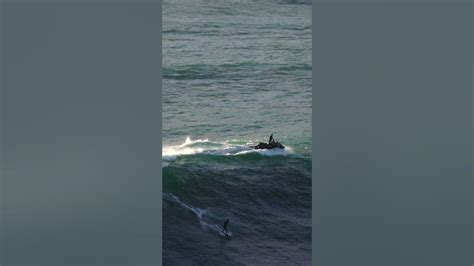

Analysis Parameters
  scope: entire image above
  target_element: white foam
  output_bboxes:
[233,146,292,156]
[163,193,231,235]
[163,193,220,232]
[163,136,292,162]
[163,137,215,161]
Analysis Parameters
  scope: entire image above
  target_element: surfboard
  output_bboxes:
[219,230,232,238]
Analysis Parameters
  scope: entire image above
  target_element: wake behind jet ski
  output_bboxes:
[251,134,285,150]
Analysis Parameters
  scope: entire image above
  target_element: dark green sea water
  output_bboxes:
[163,0,312,264]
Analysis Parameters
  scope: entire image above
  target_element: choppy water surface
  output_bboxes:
[163,0,311,264]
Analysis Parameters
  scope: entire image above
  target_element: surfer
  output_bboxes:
[221,218,230,234]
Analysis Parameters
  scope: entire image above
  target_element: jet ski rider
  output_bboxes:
[269,134,276,145]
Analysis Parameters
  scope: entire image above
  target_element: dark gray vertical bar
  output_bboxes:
[313,1,472,265]
[1,0,161,264]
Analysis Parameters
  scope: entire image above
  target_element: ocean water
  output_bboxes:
[163,0,312,264]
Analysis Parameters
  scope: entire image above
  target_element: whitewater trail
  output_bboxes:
[162,137,292,162]
[163,192,240,236]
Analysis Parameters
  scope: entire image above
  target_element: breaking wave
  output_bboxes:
[162,136,293,162]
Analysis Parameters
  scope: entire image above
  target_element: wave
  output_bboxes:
[163,62,311,80]
[163,192,240,235]
[278,0,312,5]
[162,62,259,80]
[163,137,293,162]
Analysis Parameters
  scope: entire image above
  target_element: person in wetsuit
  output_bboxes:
[222,218,230,234]
[268,134,275,145]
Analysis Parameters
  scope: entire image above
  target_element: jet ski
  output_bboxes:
[251,134,285,150]
[252,142,285,150]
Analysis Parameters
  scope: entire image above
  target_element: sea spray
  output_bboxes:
[163,137,293,163]
[163,0,311,263]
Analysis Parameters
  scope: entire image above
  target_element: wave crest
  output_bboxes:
[163,62,311,80]
[163,137,292,162]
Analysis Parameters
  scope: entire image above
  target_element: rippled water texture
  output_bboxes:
[163,0,311,264]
